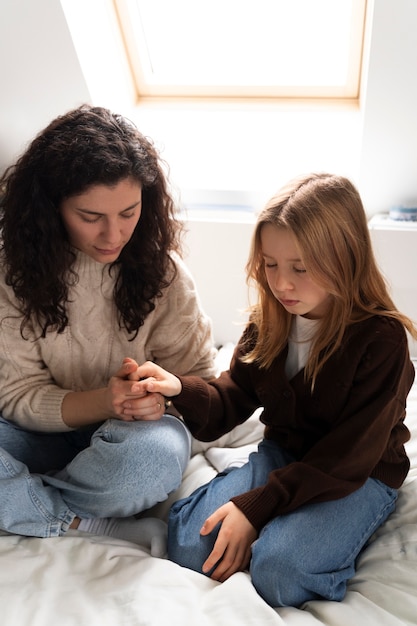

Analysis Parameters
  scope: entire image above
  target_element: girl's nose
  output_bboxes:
[274,270,293,292]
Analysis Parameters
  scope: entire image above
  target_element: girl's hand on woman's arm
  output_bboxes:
[127,360,183,398]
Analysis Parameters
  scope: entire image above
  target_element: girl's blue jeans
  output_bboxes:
[168,438,398,608]
[0,414,191,537]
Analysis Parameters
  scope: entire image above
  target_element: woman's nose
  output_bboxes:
[101,219,120,243]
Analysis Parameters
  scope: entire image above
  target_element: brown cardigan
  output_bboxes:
[175,316,415,530]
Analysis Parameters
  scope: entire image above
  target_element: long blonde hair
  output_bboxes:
[244,173,417,383]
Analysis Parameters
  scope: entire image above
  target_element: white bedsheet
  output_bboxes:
[1,360,416,626]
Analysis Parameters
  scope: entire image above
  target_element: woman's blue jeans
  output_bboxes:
[168,439,398,608]
[0,415,191,537]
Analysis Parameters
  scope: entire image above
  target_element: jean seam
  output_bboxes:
[338,486,397,572]
[1,450,74,536]
[0,451,19,476]
[24,474,72,527]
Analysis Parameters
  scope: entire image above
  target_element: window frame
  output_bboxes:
[113,0,368,103]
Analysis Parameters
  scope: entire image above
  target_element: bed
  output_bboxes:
[1,346,416,626]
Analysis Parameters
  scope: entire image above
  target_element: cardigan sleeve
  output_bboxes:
[175,325,263,441]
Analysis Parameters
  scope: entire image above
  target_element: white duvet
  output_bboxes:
[1,358,416,626]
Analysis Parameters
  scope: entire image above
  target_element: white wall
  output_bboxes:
[0,0,91,167]
[369,217,417,359]
[182,211,256,346]
[358,0,417,214]
[1,0,416,344]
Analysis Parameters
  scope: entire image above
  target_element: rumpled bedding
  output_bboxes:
[1,354,416,626]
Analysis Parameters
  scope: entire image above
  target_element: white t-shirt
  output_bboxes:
[285,315,319,379]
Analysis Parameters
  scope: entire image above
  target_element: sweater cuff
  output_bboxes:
[36,388,73,432]
[231,483,279,531]
[175,375,211,410]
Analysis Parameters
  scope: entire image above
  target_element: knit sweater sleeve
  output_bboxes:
[0,279,70,431]
[142,257,217,380]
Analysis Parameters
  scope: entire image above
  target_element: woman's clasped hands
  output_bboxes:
[107,358,161,421]
[109,358,180,422]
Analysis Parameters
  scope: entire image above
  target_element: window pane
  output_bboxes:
[115,0,366,99]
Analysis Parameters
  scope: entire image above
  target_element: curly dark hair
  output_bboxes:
[0,104,184,338]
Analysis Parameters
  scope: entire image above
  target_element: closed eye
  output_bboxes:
[81,215,101,224]
[79,210,136,224]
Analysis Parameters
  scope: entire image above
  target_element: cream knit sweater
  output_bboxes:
[0,251,216,432]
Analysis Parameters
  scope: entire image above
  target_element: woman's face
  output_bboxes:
[60,178,142,263]
[260,224,331,319]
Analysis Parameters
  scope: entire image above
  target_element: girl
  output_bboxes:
[131,173,416,605]
[0,104,216,549]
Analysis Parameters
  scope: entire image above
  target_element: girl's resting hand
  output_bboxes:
[200,502,258,582]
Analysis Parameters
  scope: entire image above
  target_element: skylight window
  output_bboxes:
[114,0,367,101]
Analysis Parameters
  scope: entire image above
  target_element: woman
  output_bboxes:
[131,173,416,604]
[0,104,216,549]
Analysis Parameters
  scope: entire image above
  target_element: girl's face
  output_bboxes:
[260,224,331,319]
[60,178,142,263]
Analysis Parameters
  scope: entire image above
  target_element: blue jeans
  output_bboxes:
[0,415,191,537]
[168,439,398,608]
